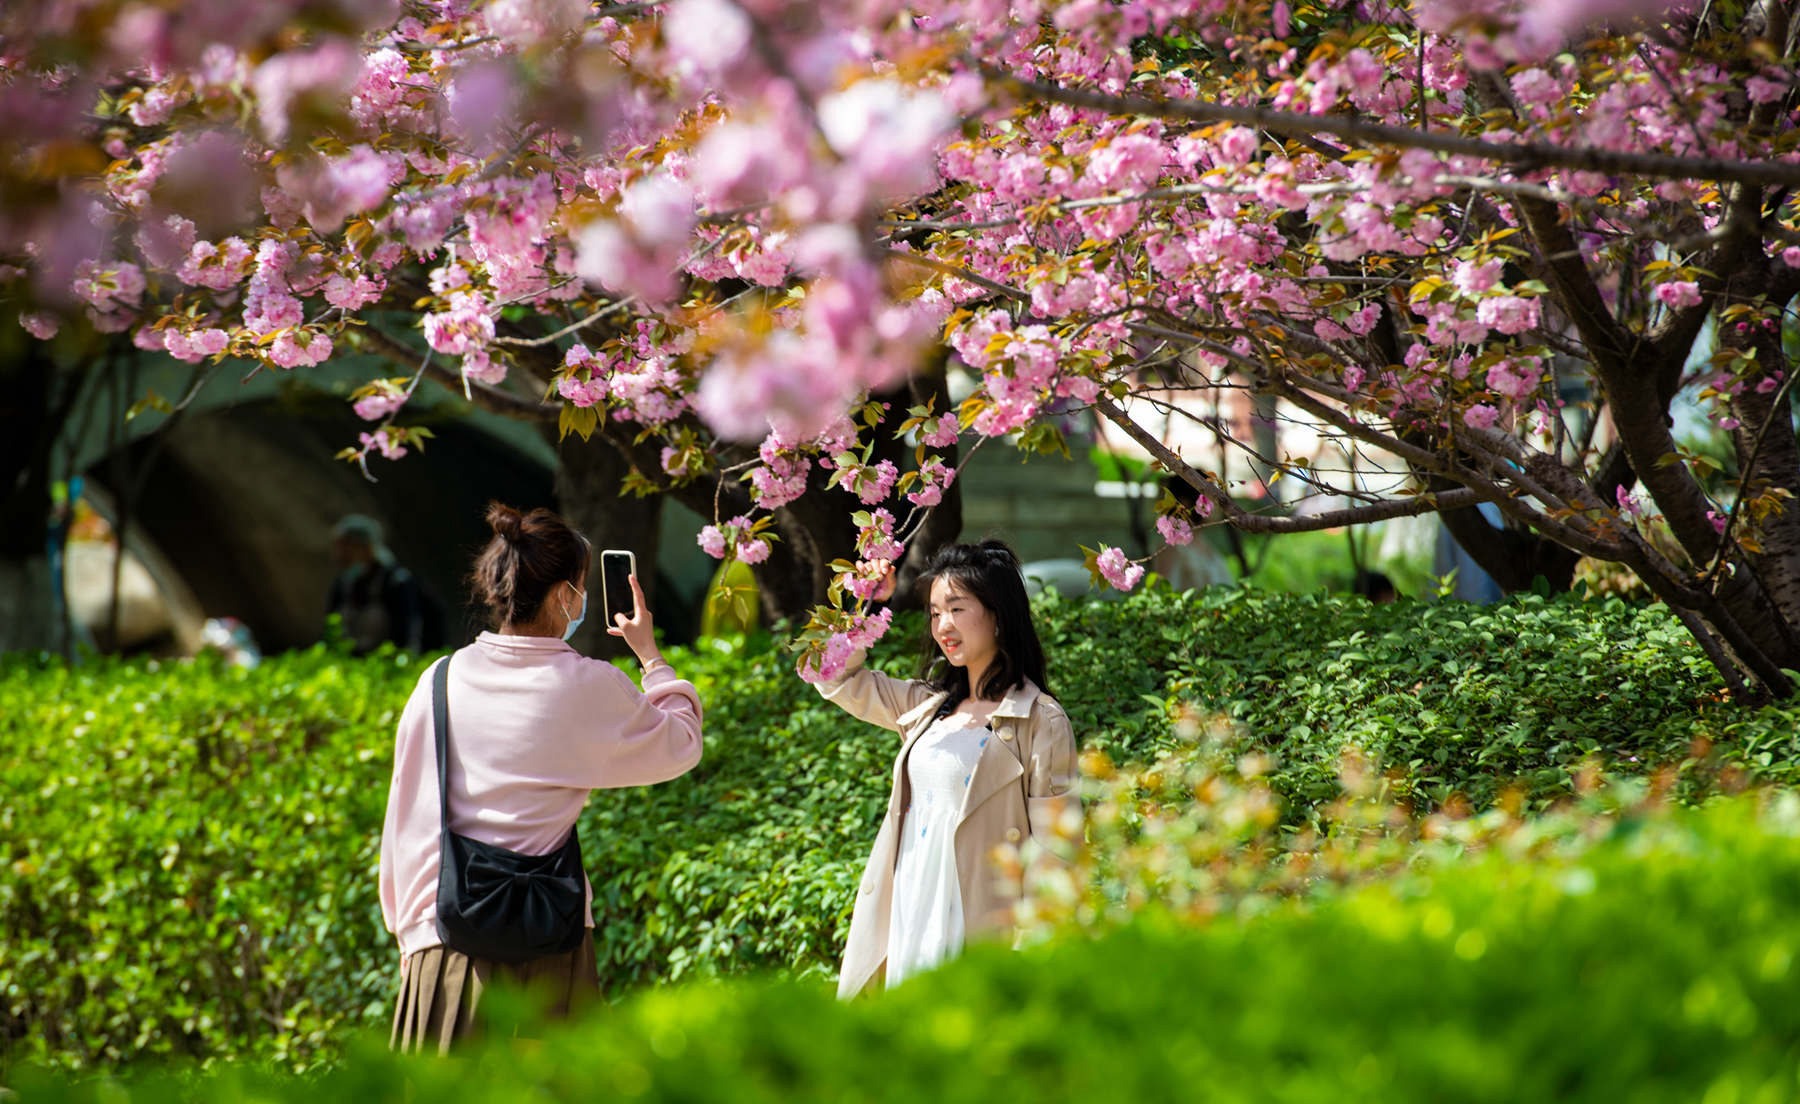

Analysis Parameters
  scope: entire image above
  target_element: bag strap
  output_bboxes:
[431,655,453,840]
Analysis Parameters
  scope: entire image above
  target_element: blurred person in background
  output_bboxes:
[326,513,424,654]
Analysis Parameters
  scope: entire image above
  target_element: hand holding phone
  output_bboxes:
[600,549,637,623]
[601,550,661,667]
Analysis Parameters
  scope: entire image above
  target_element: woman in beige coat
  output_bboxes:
[809,540,1081,997]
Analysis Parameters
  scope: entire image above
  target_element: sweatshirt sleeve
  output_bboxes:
[378,671,433,936]
[566,661,704,789]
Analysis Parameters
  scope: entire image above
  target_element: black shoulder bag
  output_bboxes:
[431,656,588,963]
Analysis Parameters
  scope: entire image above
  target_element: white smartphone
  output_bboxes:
[600,549,637,624]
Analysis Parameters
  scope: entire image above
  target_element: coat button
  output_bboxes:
[999,730,1014,742]
[861,881,873,895]
[1005,827,1022,843]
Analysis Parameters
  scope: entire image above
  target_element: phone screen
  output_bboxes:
[601,550,636,623]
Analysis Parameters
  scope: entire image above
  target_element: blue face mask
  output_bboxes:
[561,586,587,642]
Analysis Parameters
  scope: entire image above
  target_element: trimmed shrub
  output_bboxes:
[11,794,1800,1103]
[0,650,416,1072]
[4,587,1799,1073]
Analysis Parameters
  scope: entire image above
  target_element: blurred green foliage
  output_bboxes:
[12,793,1800,1102]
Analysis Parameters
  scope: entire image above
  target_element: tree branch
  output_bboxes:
[1092,395,1487,532]
[982,67,1800,189]
[355,326,559,421]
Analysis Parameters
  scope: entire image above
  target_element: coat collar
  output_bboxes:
[894,678,1043,733]
[990,678,1043,720]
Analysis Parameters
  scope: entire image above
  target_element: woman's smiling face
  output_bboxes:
[928,575,997,675]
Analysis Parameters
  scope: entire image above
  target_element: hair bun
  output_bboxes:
[485,501,525,542]
[979,539,1019,568]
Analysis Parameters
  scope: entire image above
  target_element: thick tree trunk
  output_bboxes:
[1436,502,1580,593]
[0,330,75,654]
[894,358,963,609]
[0,557,59,654]
[554,435,664,660]
[1722,329,1800,654]
[753,368,966,623]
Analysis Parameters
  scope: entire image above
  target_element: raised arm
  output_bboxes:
[570,661,704,788]
[811,650,937,733]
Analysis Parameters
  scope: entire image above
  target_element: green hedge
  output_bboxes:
[0,650,413,1072]
[5,587,1800,1073]
[1044,585,1794,810]
[12,794,1800,1103]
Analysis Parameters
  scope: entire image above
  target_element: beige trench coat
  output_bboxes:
[817,660,1081,998]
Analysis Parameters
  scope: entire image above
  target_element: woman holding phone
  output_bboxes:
[379,502,702,1052]
[807,540,1081,997]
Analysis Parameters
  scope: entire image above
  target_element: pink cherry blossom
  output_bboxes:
[845,606,894,649]
[798,632,856,684]
[1654,281,1702,309]
[20,312,59,340]
[840,458,900,504]
[324,273,385,310]
[484,0,587,45]
[818,79,954,208]
[268,328,333,368]
[695,331,853,442]
[422,293,496,355]
[443,60,520,150]
[1464,403,1501,430]
[697,525,728,559]
[856,508,904,562]
[557,375,608,408]
[749,456,810,509]
[461,349,508,385]
[1475,295,1541,335]
[1748,77,1787,105]
[1215,127,1259,167]
[251,38,362,144]
[1156,515,1194,546]
[737,536,773,564]
[354,385,408,421]
[1096,545,1146,592]
[359,428,408,461]
[574,175,696,305]
[1452,258,1503,296]
[921,412,959,449]
[72,260,146,314]
[1486,357,1544,402]
[663,0,753,77]
[163,327,229,362]
[905,456,956,508]
[135,214,197,271]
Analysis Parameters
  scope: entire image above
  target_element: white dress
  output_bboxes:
[885,713,990,988]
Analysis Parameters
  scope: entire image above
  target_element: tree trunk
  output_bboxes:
[0,557,59,654]
[753,369,968,622]
[554,435,664,660]
[1434,498,1580,593]
[894,358,964,609]
[0,329,76,653]
[1723,326,1800,654]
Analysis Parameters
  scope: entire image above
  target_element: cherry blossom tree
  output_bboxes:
[6,0,1800,696]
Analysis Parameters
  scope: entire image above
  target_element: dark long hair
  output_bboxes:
[916,539,1049,705]
[468,502,590,629]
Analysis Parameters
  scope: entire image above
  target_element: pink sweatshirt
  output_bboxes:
[378,632,704,956]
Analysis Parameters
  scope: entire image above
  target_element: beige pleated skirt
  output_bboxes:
[390,929,600,1054]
